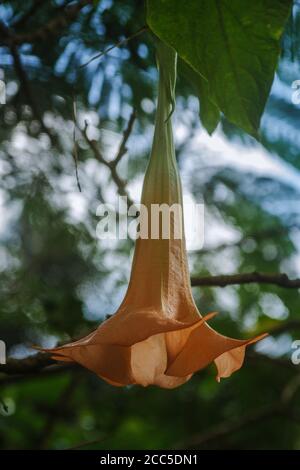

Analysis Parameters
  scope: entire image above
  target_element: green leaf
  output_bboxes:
[147,0,292,137]
[179,59,220,135]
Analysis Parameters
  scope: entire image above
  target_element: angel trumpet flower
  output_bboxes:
[45,41,267,388]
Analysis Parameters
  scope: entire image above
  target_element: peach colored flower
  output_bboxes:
[43,41,266,388]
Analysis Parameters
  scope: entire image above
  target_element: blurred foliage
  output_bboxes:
[0,0,299,450]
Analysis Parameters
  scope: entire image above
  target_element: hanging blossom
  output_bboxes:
[42,41,267,389]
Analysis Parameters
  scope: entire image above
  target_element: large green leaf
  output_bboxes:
[147,0,292,137]
[179,59,220,135]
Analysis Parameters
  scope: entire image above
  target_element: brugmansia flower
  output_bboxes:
[44,41,267,389]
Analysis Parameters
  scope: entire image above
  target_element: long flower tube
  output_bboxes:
[43,40,267,389]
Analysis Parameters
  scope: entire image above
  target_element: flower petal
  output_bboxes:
[166,321,268,379]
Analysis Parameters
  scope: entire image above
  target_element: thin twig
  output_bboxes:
[71,93,82,192]
[113,109,136,166]
[79,26,148,68]
[80,119,134,207]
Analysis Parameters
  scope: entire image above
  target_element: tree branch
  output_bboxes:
[113,109,136,166]
[1,319,299,379]
[247,350,297,371]
[11,0,45,29]
[80,117,134,206]
[0,363,76,386]
[191,272,300,289]
[10,44,55,141]
[0,19,56,145]
[0,352,54,375]
[0,0,93,46]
